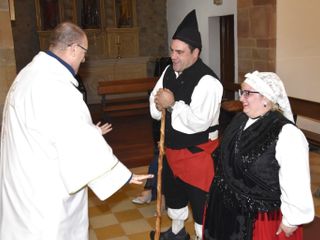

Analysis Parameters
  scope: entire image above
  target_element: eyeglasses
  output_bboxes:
[238,89,260,98]
[76,44,88,54]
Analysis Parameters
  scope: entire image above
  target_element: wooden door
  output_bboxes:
[220,15,235,100]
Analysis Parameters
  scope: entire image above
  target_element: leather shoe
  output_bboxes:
[131,191,152,204]
[150,227,190,240]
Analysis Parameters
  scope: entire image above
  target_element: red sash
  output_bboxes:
[165,139,219,192]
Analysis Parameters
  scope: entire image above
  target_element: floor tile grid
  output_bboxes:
[88,166,196,240]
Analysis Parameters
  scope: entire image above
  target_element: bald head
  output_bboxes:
[49,22,88,74]
[49,22,86,51]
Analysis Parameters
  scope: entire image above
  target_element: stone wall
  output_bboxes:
[11,1,39,72]
[0,0,16,123]
[237,0,276,81]
[137,0,168,58]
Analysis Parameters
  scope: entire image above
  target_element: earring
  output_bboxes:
[263,102,267,107]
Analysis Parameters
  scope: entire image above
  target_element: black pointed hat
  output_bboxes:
[172,9,202,49]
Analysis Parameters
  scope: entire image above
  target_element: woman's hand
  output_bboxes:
[276,222,298,238]
[129,174,154,184]
[96,122,112,135]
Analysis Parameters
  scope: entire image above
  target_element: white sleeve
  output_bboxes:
[149,67,167,121]
[171,75,223,134]
[276,124,314,226]
[88,160,132,200]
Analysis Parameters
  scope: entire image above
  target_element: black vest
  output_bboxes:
[163,58,219,149]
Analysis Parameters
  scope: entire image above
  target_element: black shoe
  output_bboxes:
[149,227,190,240]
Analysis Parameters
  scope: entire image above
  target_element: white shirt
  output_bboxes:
[245,118,314,226]
[149,66,223,140]
[0,52,132,240]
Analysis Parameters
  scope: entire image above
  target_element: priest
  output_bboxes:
[0,22,152,240]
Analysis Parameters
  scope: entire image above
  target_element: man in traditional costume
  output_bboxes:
[149,10,223,240]
[0,22,151,240]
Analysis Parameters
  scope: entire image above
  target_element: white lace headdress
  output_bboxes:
[244,71,294,122]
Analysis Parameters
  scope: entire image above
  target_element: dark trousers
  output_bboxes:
[144,149,159,200]
[162,157,208,224]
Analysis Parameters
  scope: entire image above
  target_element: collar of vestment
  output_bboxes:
[46,50,76,76]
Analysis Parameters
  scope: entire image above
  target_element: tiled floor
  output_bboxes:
[88,151,320,240]
[88,165,196,240]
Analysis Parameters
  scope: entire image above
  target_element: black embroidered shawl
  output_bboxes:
[204,111,292,240]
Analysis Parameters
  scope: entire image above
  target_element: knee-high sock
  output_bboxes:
[167,206,188,234]
[194,222,202,239]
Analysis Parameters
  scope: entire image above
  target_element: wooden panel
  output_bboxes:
[78,57,152,104]
[85,29,107,57]
[103,101,149,111]
[34,0,139,59]
[103,0,116,27]
[98,77,157,94]
[220,15,235,100]
[289,97,320,120]
[38,31,51,50]
[106,27,139,58]
[97,77,157,116]
[60,0,76,23]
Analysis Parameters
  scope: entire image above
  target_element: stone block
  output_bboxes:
[256,38,276,48]
[238,8,250,38]
[238,59,254,74]
[253,0,276,6]
[250,6,275,38]
[238,38,256,48]
[252,48,275,60]
[253,60,275,72]
[238,47,253,59]
[237,0,253,8]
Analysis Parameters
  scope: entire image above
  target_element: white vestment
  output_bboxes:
[0,52,132,240]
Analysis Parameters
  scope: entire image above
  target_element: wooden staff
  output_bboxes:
[154,109,166,240]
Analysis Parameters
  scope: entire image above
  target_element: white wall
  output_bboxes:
[166,0,237,78]
[208,16,221,77]
[277,0,320,133]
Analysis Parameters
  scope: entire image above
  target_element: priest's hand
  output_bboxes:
[129,174,154,184]
[96,121,113,135]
